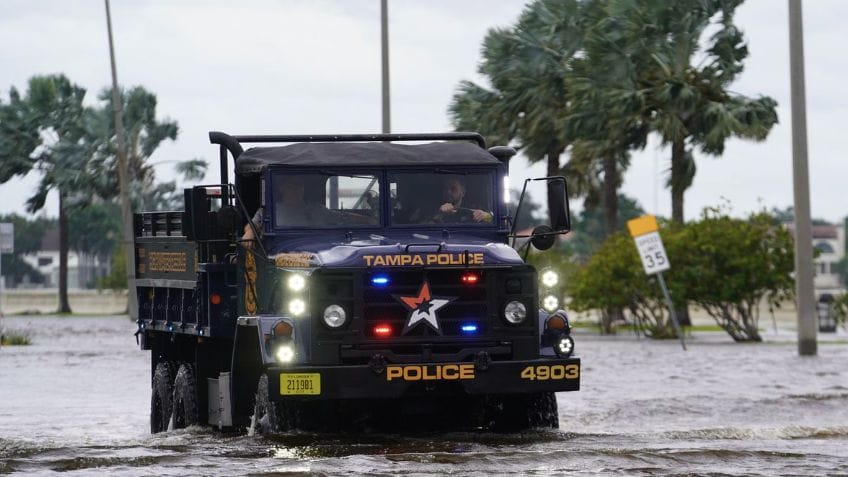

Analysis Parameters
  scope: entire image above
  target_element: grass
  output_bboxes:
[1,330,32,346]
[570,320,724,333]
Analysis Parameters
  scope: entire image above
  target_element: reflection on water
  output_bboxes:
[1,316,846,476]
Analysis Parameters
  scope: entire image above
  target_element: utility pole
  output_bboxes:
[380,0,391,133]
[788,0,816,356]
[105,0,138,319]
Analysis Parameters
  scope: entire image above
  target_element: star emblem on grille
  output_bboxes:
[394,280,455,335]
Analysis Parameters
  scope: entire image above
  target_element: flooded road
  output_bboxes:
[1,315,847,476]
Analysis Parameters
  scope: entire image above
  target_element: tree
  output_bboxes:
[68,201,121,288]
[581,0,778,224]
[449,0,583,212]
[88,86,206,211]
[0,214,53,287]
[566,194,645,259]
[0,75,94,312]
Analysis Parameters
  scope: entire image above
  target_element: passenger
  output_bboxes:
[410,176,492,224]
[241,176,374,249]
[242,176,329,249]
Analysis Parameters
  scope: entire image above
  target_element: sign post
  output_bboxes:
[0,222,13,317]
[627,215,686,350]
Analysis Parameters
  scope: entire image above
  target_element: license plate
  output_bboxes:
[280,373,321,395]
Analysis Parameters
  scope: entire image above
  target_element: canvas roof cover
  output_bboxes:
[235,141,500,175]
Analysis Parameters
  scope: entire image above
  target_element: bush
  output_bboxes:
[568,231,678,338]
[0,328,32,346]
[834,293,848,330]
[672,210,794,341]
[567,209,795,342]
[98,244,127,290]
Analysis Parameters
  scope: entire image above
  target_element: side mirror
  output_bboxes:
[547,178,571,232]
[509,176,572,253]
[530,225,556,250]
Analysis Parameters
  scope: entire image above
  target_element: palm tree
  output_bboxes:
[88,86,205,210]
[0,75,93,312]
[593,0,778,223]
[449,0,583,207]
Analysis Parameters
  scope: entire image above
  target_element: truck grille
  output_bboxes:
[309,266,536,365]
[361,269,488,337]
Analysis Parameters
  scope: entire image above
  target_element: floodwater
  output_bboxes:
[1,315,847,476]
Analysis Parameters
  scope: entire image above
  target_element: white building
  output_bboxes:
[811,224,845,295]
[20,227,109,289]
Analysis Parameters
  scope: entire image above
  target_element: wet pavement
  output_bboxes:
[1,315,847,476]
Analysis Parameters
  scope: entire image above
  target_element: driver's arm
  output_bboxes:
[472,209,493,223]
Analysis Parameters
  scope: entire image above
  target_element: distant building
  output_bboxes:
[811,224,845,295]
[19,227,109,289]
[785,221,846,296]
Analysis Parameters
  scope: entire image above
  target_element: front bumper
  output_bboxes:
[267,357,581,400]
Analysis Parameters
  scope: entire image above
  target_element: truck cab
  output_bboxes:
[135,132,579,433]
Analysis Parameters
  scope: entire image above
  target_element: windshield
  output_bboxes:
[271,172,380,228]
[390,171,495,225]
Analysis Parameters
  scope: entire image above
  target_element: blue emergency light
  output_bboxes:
[461,324,479,334]
[371,275,390,287]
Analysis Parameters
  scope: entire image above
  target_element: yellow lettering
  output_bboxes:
[363,255,374,266]
[473,253,484,264]
[412,255,424,265]
[426,254,437,265]
[459,364,475,379]
[442,364,459,380]
[386,366,403,381]
[422,366,439,381]
[373,256,385,266]
[437,254,449,265]
[404,366,421,381]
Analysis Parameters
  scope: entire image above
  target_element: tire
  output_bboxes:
[485,392,559,432]
[172,363,199,430]
[526,392,559,429]
[151,362,174,433]
[251,374,289,434]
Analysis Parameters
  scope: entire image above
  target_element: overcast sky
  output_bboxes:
[1,0,846,223]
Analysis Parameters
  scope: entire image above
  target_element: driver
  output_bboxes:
[409,176,492,224]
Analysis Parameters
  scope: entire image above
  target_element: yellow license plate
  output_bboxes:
[280,373,321,395]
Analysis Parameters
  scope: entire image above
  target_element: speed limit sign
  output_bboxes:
[626,215,685,350]
[627,215,670,275]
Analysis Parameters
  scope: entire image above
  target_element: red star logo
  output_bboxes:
[394,280,455,334]
[399,282,431,310]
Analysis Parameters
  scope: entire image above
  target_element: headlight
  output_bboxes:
[504,300,527,324]
[287,274,306,292]
[288,298,306,316]
[323,304,347,328]
[554,334,575,358]
[542,294,559,312]
[541,270,559,288]
[275,343,295,363]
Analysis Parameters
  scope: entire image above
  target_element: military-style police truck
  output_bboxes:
[135,131,579,433]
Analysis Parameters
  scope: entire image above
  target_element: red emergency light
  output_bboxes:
[461,272,479,285]
[373,324,393,337]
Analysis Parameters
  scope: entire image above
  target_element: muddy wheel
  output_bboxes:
[151,362,174,433]
[526,392,559,429]
[172,363,199,429]
[485,392,559,432]
[251,374,290,434]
